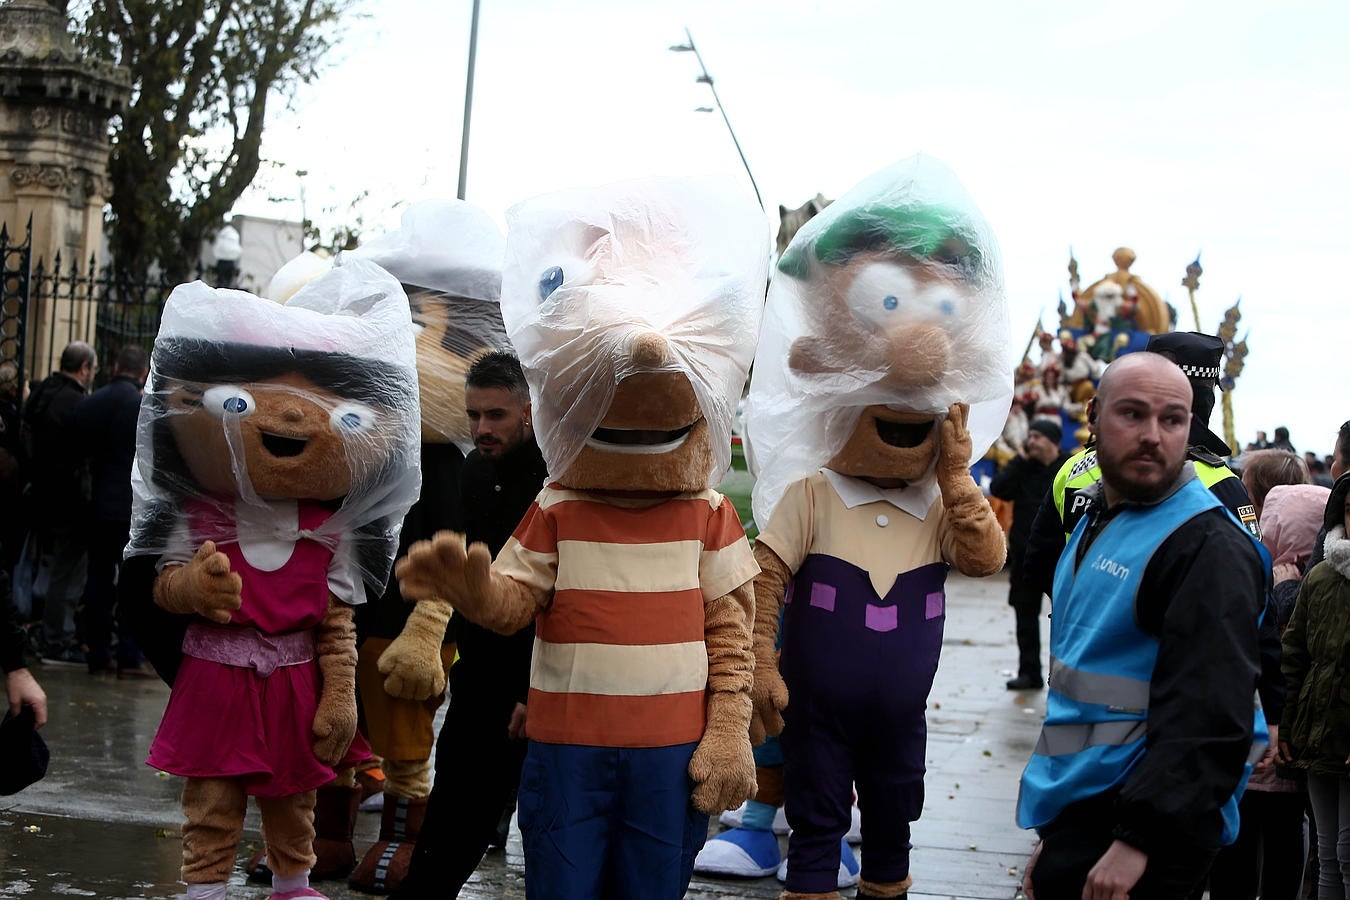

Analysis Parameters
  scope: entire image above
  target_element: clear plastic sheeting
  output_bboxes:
[352,198,505,302]
[744,154,1013,526]
[126,255,423,593]
[349,199,510,451]
[499,176,769,484]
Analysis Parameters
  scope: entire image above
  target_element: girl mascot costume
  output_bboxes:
[127,257,422,900]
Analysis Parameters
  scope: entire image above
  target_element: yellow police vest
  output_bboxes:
[1052,447,1255,541]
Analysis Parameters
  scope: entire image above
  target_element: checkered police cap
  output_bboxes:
[1145,331,1225,387]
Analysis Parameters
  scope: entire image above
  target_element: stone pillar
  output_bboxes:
[0,0,128,380]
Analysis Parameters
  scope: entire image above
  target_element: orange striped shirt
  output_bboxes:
[495,484,758,747]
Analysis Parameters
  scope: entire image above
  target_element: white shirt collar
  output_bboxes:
[821,468,941,521]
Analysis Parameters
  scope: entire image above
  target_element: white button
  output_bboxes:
[876,514,889,527]
[494,484,502,492]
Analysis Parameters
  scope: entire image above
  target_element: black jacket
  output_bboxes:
[72,375,142,522]
[1068,473,1266,856]
[448,437,549,705]
[22,372,89,528]
[357,442,466,641]
[989,451,1070,560]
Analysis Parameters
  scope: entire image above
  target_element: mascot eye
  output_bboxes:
[202,386,256,418]
[330,402,378,435]
[882,295,899,311]
[539,266,564,300]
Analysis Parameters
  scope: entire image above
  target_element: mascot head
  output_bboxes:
[500,176,768,493]
[129,257,422,589]
[745,155,1012,522]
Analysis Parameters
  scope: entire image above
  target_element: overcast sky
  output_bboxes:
[235,0,1350,456]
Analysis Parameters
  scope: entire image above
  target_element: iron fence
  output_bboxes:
[0,217,178,393]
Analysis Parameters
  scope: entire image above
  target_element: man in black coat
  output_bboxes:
[392,350,548,899]
[20,341,96,663]
[990,417,1070,690]
[72,345,152,677]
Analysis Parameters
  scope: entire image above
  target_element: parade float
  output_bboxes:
[976,247,1250,521]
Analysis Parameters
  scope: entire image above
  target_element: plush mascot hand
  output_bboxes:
[152,541,243,624]
[689,690,758,814]
[936,401,1007,577]
[396,530,544,636]
[312,598,359,766]
[376,599,452,701]
[395,531,494,618]
[937,402,974,493]
[748,544,792,746]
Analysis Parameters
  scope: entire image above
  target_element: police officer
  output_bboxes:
[1021,332,1259,601]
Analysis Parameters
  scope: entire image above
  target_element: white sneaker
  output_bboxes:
[846,802,862,844]
[776,838,860,889]
[718,802,789,835]
[359,790,384,812]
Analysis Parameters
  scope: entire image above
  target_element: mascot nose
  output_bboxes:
[882,323,950,389]
[628,332,672,369]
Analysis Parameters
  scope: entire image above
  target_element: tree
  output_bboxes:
[70,0,353,280]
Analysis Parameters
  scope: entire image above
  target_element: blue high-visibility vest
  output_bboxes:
[1018,476,1268,844]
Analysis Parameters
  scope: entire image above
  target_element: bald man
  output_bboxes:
[1015,354,1268,899]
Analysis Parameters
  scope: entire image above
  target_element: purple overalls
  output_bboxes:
[779,553,949,894]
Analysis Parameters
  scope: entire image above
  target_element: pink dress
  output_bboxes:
[147,500,362,797]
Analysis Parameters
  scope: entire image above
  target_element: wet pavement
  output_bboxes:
[0,570,1042,898]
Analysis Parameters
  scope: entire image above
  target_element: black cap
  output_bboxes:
[1145,331,1225,389]
[0,707,49,795]
[1028,418,1063,445]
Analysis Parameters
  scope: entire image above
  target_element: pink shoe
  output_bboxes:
[269,889,327,900]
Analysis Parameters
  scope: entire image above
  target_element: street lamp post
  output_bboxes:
[212,224,243,288]
[457,0,481,200]
[296,168,309,247]
[669,27,763,211]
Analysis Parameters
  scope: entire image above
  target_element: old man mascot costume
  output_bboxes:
[742,155,1010,900]
[395,177,769,898]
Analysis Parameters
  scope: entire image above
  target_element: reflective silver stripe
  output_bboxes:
[1048,656,1150,713]
[1034,719,1148,757]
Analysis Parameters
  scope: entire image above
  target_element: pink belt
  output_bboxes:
[182,621,315,677]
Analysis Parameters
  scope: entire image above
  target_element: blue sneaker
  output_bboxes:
[694,826,782,877]
[776,837,860,889]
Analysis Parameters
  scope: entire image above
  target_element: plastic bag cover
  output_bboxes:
[127,256,423,593]
[351,199,510,451]
[743,154,1012,527]
[500,176,769,484]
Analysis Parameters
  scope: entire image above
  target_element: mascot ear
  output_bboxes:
[788,336,846,375]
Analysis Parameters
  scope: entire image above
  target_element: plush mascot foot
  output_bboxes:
[348,795,428,894]
[719,801,790,835]
[269,889,328,900]
[855,875,913,898]
[694,826,782,877]
[780,892,841,900]
[777,838,860,889]
[313,784,362,879]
